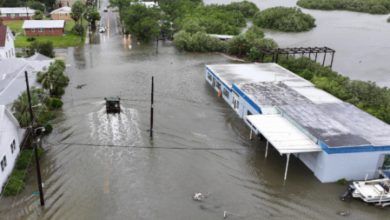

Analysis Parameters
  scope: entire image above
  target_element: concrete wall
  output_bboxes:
[25,28,64,36]
[0,109,23,192]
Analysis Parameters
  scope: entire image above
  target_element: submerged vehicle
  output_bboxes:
[342,176,390,207]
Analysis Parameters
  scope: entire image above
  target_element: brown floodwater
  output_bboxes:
[0,1,389,219]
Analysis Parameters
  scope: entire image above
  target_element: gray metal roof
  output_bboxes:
[207,63,390,148]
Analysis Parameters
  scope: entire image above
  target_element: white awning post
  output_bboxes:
[284,154,291,181]
[249,129,253,140]
[265,141,269,158]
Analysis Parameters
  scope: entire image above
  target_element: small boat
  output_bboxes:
[345,178,390,205]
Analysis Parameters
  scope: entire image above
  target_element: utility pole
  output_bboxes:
[150,76,154,138]
[24,71,45,207]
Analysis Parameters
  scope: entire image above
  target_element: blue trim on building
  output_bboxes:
[318,140,390,154]
[232,83,262,114]
[206,67,232,91]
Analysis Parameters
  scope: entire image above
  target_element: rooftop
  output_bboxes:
[0,7,35,14]
[23,20,65,29]
[50,6,72,14]
[207,63,390,148]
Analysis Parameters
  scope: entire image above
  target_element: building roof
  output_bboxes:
[50,6,71,14]
[207,63,390,149]
[0,7,35,14]
[0,24,6,47]
[246,114,322,154]
[23,20,65,29]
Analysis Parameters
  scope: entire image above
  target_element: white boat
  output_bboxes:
[349,178,390,204]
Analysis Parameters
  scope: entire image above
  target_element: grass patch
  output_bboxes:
[2,148,44,197]
[8,19,88,48]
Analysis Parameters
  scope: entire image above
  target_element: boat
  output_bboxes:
[342,177,390,206]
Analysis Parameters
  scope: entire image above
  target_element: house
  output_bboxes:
[0,7,35,20]
[130,1,159,8]
[0,54,54,106]
[23,20,65,37]
[0,105,24,193]
[50,6,72,20]
[0,21,15,59]
[206,63,390,183]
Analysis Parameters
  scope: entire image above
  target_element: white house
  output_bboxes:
[50,6,72,20]
[206,63,390,183]
[0,7,35,20]
[0,21,15,59]
[0,105,24,193]
[0,54,54,106]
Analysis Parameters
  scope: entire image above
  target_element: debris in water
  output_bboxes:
[337,210,350,217]
[223,211,228,219]
[193,192,207,201]
[76,84,87,89]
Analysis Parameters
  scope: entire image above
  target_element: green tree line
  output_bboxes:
[297,0,390,14]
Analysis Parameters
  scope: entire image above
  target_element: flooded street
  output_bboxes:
[207,0,390,87]
[1,1,389,219]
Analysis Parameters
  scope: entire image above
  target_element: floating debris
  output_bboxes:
[193,192,209,201]
[76,84,87,89]
[337,210,350,217]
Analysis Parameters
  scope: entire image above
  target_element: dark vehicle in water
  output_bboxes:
[105,97,120,113]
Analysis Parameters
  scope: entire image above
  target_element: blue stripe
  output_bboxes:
[206,67,232,91]
[232,84,262,114]
[318,140,390,154]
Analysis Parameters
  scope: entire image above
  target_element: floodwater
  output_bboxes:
[0,1,389,220]
[207,0,390,87]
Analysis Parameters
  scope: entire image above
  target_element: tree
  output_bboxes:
[29,1,46,12]
[122,4,161,42]
[37,60,69,97]
[85,8,101,30]
[33,10,44,20]
[27,41,55,58]
[71,0,84,23]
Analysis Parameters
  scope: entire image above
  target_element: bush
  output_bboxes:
[227,35,251,57]
[44,123,53,134]
[28,1,46,12]
[15,150,33,170]
[388,16,390,22]
[46,97,63,109]
[27,41,55,58]
[72,23,85,36]
[2,170,25,196]
[297,0,390,14]
[27,37,36,42]
[173,30,226,52]
[225,0,260,18]
[33,10,44,20]
[254,7,316,32]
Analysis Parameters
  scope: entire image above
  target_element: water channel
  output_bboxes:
[0,1,389,219]
[208,0,390,87]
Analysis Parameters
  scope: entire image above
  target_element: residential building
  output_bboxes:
[0,105,24,193]
[23,20,65,37]
[0,21,15,59]
[0,7,35,20]
[50,6,72,20]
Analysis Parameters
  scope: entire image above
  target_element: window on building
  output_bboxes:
[39,28,44,32]
[216,81,221,90]
[6,13,11,17]
[207,73,212,81]
[10,139,16,154]
[15,13,19,17]
[0,156,7,172]
[222,88,229,98]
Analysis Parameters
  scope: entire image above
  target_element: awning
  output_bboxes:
[246,114,322,180]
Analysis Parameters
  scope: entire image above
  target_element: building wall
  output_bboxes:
[0,15,31,21]
[51,14,71,20]
[0,109,23,192]
[25,28,64,36]
[0,28,15,59]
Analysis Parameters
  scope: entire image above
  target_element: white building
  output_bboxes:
[0,105,24,193]
[206,63,390,183]
[0,7,35,20]
[0,54,54,106]
[0,21,15,59]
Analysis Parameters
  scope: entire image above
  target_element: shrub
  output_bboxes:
[27,37,36,42]
[225,0,260,18]
[33,10,44,20]
[27,41,55,58]
[72,23,85,36]
[2,170,25,196]
[46,97,63,109]
[173,30,226,52]
[15,150,33,170]
[254,7,316,32]
[297,0,390,14]
[227,35,251,57]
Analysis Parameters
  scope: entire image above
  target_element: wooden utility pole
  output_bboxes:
[150,76,154,138]
[24,71,45,207]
